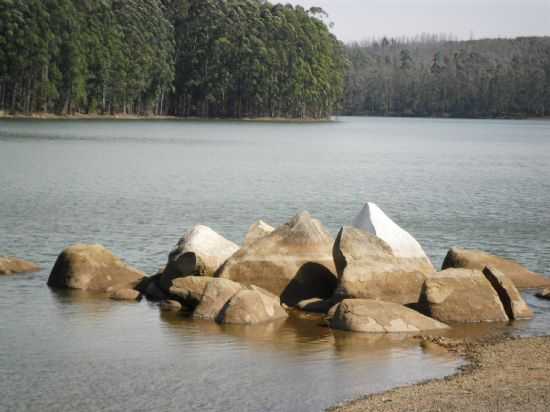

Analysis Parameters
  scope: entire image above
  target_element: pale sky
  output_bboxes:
[286,0,550,42]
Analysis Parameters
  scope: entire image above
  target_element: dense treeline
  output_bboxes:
[0,0,345,118]
[343,36,550,118]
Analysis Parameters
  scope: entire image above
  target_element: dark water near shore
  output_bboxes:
[1,117,550,411]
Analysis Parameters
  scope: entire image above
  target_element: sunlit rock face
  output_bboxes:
[243,220,275,246]
[218,211,337,306]
[352,202,432,266]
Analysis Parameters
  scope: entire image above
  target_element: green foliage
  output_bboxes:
[0,0,345,118]
[343,36,550,118]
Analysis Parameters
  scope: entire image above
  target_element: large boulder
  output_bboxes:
[420,268,509,323]
[193,278,243,320]
[333,226,435,304]
[218,212,337,306]
[169,276,214,307]
[482,266,533,320]
[160,225,239,290]
[243,220,274,246]
[442,247,549,289]
[218,286,288,324]
[328,299,449,333]
[352,202,433,264]
[0,257,40,275]
[47,244,145,292]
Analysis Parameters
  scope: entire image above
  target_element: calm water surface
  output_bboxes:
[1,117,549,411]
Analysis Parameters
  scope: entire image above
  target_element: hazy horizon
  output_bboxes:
[286,0,550,43]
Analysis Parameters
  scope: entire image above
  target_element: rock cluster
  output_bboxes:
[41,202,544,333]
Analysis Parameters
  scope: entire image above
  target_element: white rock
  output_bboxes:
[352,202,431,262]
[243,220,275,246]
[167,225,239,276]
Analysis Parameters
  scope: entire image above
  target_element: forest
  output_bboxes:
[0,0,346,119]
[1,1,549,119]
[343,35,550,118]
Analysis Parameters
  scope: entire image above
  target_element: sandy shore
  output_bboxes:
[330,335,550,412]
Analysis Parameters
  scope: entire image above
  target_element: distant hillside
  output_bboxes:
[343,36,550,118]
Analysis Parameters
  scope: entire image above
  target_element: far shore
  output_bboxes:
[329,334,550,412]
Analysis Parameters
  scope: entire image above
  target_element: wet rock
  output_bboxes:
[482,266,533,320]
[193,278,243,320]
[218,212,337,306]
[160,225,239,290]
[352,202,433,264]
[218,286,288,324]
[47,244,145,292]
[0,257,40,275]
[243,220,275,246]
[328,299,449,333]
[442,247,550,289]
[110,288,141,301]
[420,268,509,323]
[334,226,435,305]
[160,300,183,311]
[169,276,213,307]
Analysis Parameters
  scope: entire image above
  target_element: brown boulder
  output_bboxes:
[218,286,288,324]
[0,257,40,275]
[442,247,549,289]
[47,244,145,292]
[333,226,435,305]
[218,212,337,306]
[482,266,533,320]
[329,299,449,333]
[193,278,243,320]
[110,288,141,301]
[420,268,509,323]
[169,276,213,307]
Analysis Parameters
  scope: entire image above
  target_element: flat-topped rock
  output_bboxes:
[160,225,239,290]
[243,220,275,246]
[0,257,40,275]
[442,247,549,289]
[193,278,243,320]
[483,266,533,320]
[169,276,214,307]
[218,212,337,306]
[47,244,145,292]
[329,299,449,333]
[352,202,433,264]
[420,268,509,323]
[218,286,288,324]
[334,226,435,305]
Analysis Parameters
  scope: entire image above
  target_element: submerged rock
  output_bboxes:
[352,202,433,264]
[0,257,40,275]
[328,299,449,333]
[420,268,509,323]
[482,266,533,320]
[218,212,337,306]
[218,286,288,324]
[110,288,141,301]
[442,247,549,289]
[159,225,239,290]
[536,288,550,300]
[160,300,183,312]
[169,276,213,307]
[243,220,275,246]
[333,226,435,305]
[193,278,243,320]
[47,244,145,292]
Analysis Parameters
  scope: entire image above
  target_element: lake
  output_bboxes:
[1,116,549,411]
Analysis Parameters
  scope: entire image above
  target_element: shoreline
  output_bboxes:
[329,334,550,412]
